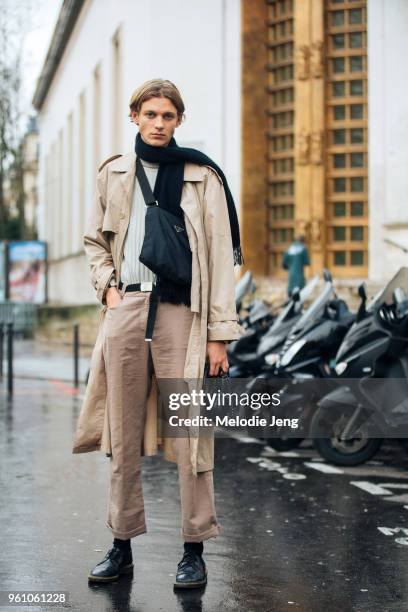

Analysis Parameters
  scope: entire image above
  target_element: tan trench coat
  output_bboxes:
[72,151,244,476]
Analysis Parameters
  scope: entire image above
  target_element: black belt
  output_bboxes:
[118,280,159,342]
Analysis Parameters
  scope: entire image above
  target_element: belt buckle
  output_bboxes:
[140,281,153,292]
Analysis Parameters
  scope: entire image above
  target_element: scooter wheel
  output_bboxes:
[311,408,383,465]
[313,437,382,466]
[311,405,383,466]
[266,438,304,452]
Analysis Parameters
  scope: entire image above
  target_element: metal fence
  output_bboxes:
[0,302,38,335]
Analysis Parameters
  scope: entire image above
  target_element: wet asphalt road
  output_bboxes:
[1,377,408,612]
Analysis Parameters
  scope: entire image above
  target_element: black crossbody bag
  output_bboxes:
[136,157,192,286]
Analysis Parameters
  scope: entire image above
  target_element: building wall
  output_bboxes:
[36,0,241,305]
[22,131,38,230]
[368,0,408,282]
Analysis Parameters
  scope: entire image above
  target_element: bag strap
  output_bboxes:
[136,157,158,207]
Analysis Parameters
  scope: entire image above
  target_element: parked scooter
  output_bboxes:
[235,270,274,330]
[311,267,408,465]
[263,271,355,450]
[228,271,275,377]
[241,299,275,331]
[275,275,355,378]
[228,275,319,378]
[238,274,338,450]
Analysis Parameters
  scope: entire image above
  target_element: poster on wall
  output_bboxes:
[8,241,47,303]
[0,242,6,301]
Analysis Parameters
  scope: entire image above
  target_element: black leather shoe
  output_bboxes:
[174,550,207,589]
[88,546,133,582]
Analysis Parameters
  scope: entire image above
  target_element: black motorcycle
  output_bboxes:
[263,272,355,450]
[240,274,339,449]
[228,275,320,378]
[311,267,408,465]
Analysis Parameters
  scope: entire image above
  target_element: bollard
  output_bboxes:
[7,322,13,396]
[73,323,79,388]
[0,322,3,379]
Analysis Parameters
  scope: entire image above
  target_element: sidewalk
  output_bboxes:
[1,345,408,610]
[0,377,232,612]
[1,338,92,384]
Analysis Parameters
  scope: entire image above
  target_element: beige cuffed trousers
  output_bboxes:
[102,290,220,542]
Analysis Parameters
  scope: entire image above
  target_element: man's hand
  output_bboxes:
[106,287,122,309]
[206,341,229,376]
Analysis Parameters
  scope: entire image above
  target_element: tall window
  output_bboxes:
[78,91,86,243]
[266,0,295,272]
[325,0,367,274]
[111,28,122,152]
[57,129,64,259]
[93,64,101,172]
[44,153,50,245]
[49,142,57,259]
[67,112,73,254]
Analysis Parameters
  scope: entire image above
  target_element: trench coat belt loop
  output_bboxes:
[118,280,159,342]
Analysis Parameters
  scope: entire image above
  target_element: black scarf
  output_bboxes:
[135,132,244,265]
[135,132,244,308]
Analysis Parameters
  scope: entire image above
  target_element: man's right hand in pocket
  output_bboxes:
[106,287,122,308]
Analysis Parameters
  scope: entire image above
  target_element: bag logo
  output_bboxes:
[174,225,185,233]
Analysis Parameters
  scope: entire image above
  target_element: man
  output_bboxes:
[72,79,244,588]
[282,235,310,296]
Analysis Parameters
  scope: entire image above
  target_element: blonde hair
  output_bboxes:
[128,79,185,118]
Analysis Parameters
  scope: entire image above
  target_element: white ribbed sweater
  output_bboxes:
[120,159,158,285]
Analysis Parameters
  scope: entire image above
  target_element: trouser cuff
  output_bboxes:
[182,523,220,542]
[107,521,147,540]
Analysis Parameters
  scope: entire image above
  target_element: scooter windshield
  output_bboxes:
[289,281,335,335]
[367,267,408,311]
[299,275,320,303]
[269,275,320,331]
[235,270,254,304]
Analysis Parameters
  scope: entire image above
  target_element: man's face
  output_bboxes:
[131,96,182,147]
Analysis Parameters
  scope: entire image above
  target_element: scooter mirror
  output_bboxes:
[356,282,367,322]
[323,268,332,282]
[358,283,367,302]
[291,288,301,302]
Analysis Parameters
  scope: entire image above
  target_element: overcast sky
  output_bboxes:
[20,0,62,123]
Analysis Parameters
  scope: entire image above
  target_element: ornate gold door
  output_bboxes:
[241,0,368,279]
